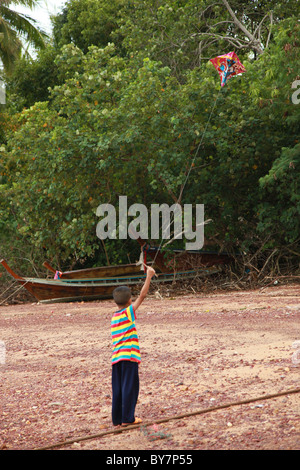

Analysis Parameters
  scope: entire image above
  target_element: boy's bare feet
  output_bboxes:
[121,417,142,426]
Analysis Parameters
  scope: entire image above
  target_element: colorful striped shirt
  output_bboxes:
[111,304,141,365]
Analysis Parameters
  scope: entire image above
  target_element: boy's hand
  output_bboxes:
[146,265,156,278]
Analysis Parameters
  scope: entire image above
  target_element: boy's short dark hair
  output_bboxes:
[113,286,131,306]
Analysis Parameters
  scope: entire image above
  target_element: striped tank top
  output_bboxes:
[111,304,141,365]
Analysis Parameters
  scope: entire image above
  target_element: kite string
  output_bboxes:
[151,86,223,265]
[177,86,222,205]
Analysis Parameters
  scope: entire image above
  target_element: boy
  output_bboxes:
[111,265,156,426]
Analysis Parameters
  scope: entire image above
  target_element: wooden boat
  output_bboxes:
[42,237,233,280]
[136,238,233,273]
[0,259,219,304]
[43,261,143,279]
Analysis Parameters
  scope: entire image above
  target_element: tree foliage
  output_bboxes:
[52,0,124,53]
[0,1,299,276]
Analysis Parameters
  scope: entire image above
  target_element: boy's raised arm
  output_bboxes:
[132,266,156,311]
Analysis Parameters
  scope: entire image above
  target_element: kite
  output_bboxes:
[210,51,246,87]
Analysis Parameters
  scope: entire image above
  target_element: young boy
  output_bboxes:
[111,265,156,426]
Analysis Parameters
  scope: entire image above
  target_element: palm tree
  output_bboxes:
[0,0,48,73]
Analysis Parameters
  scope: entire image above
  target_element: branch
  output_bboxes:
[265,11,273,50]
[253,11,272,40]
[199,32,247,50]
[221,0,263,54]
[207,20,233,30]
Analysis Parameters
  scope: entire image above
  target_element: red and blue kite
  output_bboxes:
[210,51,246,87]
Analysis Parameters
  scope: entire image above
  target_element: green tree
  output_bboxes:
[258,144,300,246]
[117,0,299,77]
[1,6,299,276]
[5,46,61,110]
[52,0,124,53]
[256,18,300,256]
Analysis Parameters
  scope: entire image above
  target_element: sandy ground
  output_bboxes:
[0,283,299,451]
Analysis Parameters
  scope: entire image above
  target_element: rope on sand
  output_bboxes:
[34,387,300,450]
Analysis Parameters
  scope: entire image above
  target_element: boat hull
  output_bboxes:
[43,261,142,279]
[16,278,119,303]
[1,259,219,304]
[12,272,203,303]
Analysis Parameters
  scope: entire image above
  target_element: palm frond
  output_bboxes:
[0,18,22,71]
[1,4,48,48]
[0,1,49,71]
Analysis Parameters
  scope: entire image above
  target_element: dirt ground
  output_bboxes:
[0,282,299,451]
